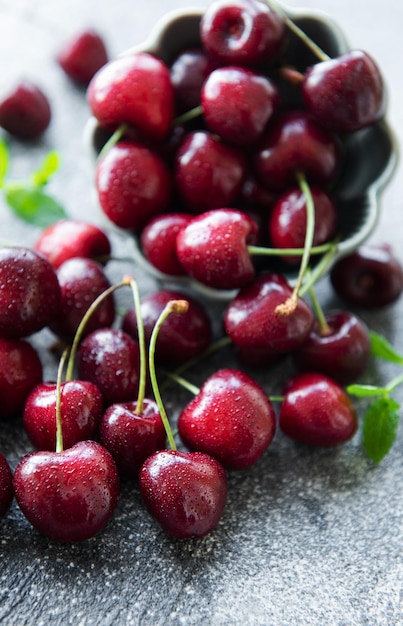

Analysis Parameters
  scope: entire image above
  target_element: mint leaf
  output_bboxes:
[5,185,67,227]
[370,330,403,365]
[0,138,9,187]
[363,396,400,463]
[30,150,60,187]
[347,383,389,398]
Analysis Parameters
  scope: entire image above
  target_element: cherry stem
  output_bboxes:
[299,241,339,296]
[127,277,146,415]
[97,123,129,160]
[174,105,203,126]
[65,278,131,381]
[265,0,331,62]
[161,370,200,396]
[248,242,333,258]
[275,171,315,315]
[148,299,190,451]
[307,282,332,336]
[55,347,70,453]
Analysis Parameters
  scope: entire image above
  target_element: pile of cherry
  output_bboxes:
[1,0,403,543]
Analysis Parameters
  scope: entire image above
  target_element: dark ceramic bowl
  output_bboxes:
[85,4,398,299]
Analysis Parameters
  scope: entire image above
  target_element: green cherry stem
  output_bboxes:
[247,241,334,258]
[127,276,147,415]
[174,105,203,126]
[55,347,70,453]
[148,299,190,451]
[307,282,331,336]
[97,123,129,160]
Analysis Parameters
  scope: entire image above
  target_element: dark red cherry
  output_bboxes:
[302,50,384,133]
[176,208,258,290]
[0,247,60,339]
[13,440,120,542]
[224,273,314,352]
[330,244,403,308]
[0,337,43,420]
[175,130,247,213]
[201,66,279,146]
[254,111,341,191]
[200,0,287,66]
[95,140,171,232]
[170,47,217,114]
[279,372,358,446]
[139,450,227,538]
[99,398,166,479]
[34,219,111,269]
[0,80,51,139]
[292,311,371,385]
[140,213,193,276]
[0,453,13,519]
[23,380,103,451]
[87,52,174,142]
[122,289,212,366]
[268,185,337,263]
[77,328,140,406]
[178,368,276,470]
[57,28,108,86]
[49,257,115,343]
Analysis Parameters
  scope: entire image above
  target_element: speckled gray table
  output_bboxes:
[0,1,402,624]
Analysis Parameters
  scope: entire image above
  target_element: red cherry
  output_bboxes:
[13,441,120,541]
[302,50,384,133]
[139,449,227,538]
[99,398,166,479]
[178,369,276,470]
[0,80,51,139]
[95,140,172,232]
[57,28,108,86]
[87,52,174,142]
[34,219,111,269]
[0,452,14,519]
[140,213,193,276]
[0,337,43,420]
[170,47,217,114]
[279,372,358,446]
[176,208,258,290]
[0,247,60,339]
[224,273,314,352]
[23,380,103,451]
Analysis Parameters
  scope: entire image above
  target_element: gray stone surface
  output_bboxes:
[0,0,402,624]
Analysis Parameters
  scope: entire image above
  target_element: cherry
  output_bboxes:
[0,79,51,140]
[200,0,287,66]
[254,110,341,192]
[268,185,337,263]
[330,244,403,308]
[0,337,43,420]
[57,28,108,86]
[23,380,103,451]
[175,208,258,290]
[177,368,276,470]
[13,440,119,541]
[139,449,227,538]
[0,452,13,519]
[0,246,60,339]
[140,212,193,276]
[201,65,280,146]
[122,289,212,366]
[302,50,384,133]
[87,52,174,142]
[77,328,140,406]
[95,140,171,232]
[49,257,115,343]
[170,47,217,114]
[279,372,358,446]
[174,130,247,213]
[292,310,371,385]
[224,273,314,353]
[34,219,111,269]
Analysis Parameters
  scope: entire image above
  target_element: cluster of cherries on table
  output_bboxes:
[1,0,403,542]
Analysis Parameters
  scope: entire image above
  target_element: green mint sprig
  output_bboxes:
[0,137,68,227]
[347,330,403,463]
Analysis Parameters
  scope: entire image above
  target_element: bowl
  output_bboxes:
[84,3,398,299]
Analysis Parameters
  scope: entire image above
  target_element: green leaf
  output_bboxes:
[370,330,403,365]
[363,396,400,463]
[347,383,388,398]
[0,138,9,187]
[30,150,60,187]
[4,184,68,227]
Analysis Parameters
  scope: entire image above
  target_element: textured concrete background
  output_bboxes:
[0,0,402,624]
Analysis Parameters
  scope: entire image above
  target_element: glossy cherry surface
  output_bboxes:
[0,337,43,420]
[170,47,217,114]
[140,212,192,276]
[57,28,108,86]
[0,80,51,139]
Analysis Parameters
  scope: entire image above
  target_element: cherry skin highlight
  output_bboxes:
[140,213,193,276]
[0,337,43,420]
